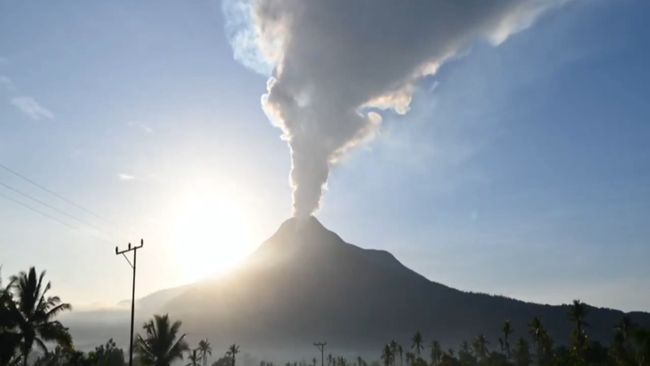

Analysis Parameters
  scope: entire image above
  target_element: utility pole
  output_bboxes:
[314,342,327,366]
[116,239,144,366]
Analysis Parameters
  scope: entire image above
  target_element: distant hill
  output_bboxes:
[67,217,650,359]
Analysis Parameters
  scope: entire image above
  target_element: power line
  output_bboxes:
[0,180,108,235]
[0,162,118,227]
[0,190,78,230]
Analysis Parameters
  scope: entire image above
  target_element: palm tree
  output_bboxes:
[528,317,553,366]
[610,316,635,365]
[472,334,488,362]
[512,338,531,366]
[135,314,189,366]
[0,274,22,365]
[430,341,442,366]
[502,320,512,359]
[187,349,202,366]
[411,331,424,357]
[8,267,72,366]
[381,344,393,366]
[389,341,398,366]
[228,344,240,366]
[198,339,212,366]
[568,300,589,364]
[404,352,414,366]
[396,344,403,366]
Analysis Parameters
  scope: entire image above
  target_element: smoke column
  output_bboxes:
[223,0,566,217]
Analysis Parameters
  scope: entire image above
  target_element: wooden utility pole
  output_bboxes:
[116,239,144,366]
[314,342,327,366]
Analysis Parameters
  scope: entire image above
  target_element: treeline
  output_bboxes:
[2,267,650,366]
[373,309,650,366]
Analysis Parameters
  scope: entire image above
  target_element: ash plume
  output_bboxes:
[223,0,566,217]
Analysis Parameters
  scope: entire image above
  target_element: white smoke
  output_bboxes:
[223,0,566,217]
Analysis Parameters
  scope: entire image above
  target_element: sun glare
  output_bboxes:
[170,187,256,282]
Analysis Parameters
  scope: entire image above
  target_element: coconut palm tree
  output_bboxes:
[501,320,512,359]
[389,341,398,366]
[610,316,635,365]
[404,352,414,366]
[472,334,488,362]
[198,339,212,366]
[0,275,22,365]
[381,344,393,366]
[411,331,423,357]
[8,267,72,366]
[568,300,589,364]
[187,349,202,366]
[135,314,189,366]
[228,344,240,366]
[430,341,442,366]
[513,338,531,366]
[396,344,403,366]
[528,317,553,366]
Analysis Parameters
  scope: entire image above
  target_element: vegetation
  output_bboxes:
[2,266,650,366]
[198,339,212,366]
[134,314,189,366]
[0,267,72,366]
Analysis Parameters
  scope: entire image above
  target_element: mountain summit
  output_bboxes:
[155,217,650,355]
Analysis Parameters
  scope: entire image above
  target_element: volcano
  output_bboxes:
[151,217,649,356]
[67,217,650,357]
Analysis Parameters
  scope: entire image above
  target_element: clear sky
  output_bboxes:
[1,0,649,312]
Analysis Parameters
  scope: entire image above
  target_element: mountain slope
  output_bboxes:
[158,216,650,355]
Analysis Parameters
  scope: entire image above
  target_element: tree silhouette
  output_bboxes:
[135,314,189,366]
[528,317,553,366]
[389,340,398,366]
[187,349,202,366]
[381,344,393,366]
[610,316,635,365]
[568,300,589,365]
[397,344,403,366]
[633,327,650,365]
[8,267,72,366]
[411,331,423,358]
[198,339,212,366]
[471,334,488,362]
[0,274,22,365]
[501,320,512,360]
[228,344,240,366]
[512,338,531,366]
[430,341,442,366]
[404,352,414,366]
[457,341,476,366]
[86,338,125,366]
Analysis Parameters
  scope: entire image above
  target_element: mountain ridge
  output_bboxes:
[67,217,650,357]
[158,217,650,352]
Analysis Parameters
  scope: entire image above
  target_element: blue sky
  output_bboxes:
[1,0,649,311]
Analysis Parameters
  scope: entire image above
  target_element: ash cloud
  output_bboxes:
[223,0,566,217]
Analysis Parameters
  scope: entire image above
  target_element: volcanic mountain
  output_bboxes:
[154,217,649,355]
[67,216,650,357]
